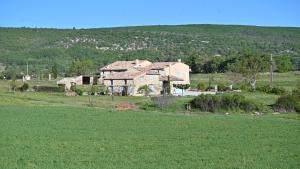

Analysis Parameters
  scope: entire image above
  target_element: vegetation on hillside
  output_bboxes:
[1,24,300,77]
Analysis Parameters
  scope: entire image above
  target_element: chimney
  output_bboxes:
[178,59,181,63]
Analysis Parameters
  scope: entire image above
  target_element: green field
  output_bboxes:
[1,106,299,169]
[190,71,300,90]
[0,72,299,168]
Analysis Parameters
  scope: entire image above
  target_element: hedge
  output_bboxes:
[33,85,64,92]
[190,94,260,113]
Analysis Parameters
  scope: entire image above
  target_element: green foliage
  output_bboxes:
[67,59,94,76]
[9,80,17,92]
[256,85,288,95]
[19,82,29,92]
[196,82,206,91]
[0,105,299,168]
[173,83,190,95]
[173,84,190,90]
[33,85,64,92]
[190,94,261,113]
[75,88,83,96]
[273,85,300,113]
[217,83,228,91]
[0,72,4,80]
[231,51,269,90]
[51,63,58,79]
[185,55,200,73]
[3,66,18,80]
[1,25,300,75]
[275,55,293,73]
[185,56,237,74]
[273,95,299,113]
[150,96,177,108]
[137,85,152,96]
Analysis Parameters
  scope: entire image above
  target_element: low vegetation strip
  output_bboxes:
[190,94,261,113]
[0,106,299,169]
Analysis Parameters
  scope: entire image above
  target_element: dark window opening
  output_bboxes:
[82,76,91,85]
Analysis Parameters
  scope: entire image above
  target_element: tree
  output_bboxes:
[275,55,292,73]
[232,51,268,90]
[51,63,58,79]
[185,55,200,74]
[137,85,152,96]
[9,70,17,92]
[173,84,190,96]
[67,59,94,76]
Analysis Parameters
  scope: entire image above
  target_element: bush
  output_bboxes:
[271,87,288,95]
[232,85,240,90]
[292,85,300,99]
[273,95,299,113]
[239,84,251,92]
[33,85,64,92]
[217,83,227,91]
[256,85,288,95]
[151,96,177,108]
[75,88,83,96]
[273,85,300,113]
[196,82,206,91]
[20,83,29,92]
[138,85,152,96]
[256,85,273,93]
[190,94,260,113]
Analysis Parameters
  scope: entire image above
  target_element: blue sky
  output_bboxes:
[0,0,299,28]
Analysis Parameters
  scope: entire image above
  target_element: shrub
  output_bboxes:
[90,85,99,95]
[33,85,64,92]
[75,88,83,96]
[256,85,288,95]
[239,83,252,92]
[271,87,288,95]
[257,85,273,93]
[232,85,240,90]
[292,85,300,99]
[196,82,206,91]
[151,96,177,108]
[190,94,260,113]
[20,83,29,92]
[138,85,152,96]
[273,85,300,113]
[9,80,17,91]
[273,95,299,113]
[217,83,228,91]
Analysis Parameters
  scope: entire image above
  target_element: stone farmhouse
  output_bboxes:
[99,59,190,96]
[57,59,190,96]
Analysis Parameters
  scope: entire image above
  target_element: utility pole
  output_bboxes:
[26,61,29,76]
[110,80,114,111]
[270,54,274,87]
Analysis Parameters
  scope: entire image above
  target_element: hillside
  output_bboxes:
[0,24,300,73]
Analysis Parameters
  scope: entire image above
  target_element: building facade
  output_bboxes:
[100,59,190,96]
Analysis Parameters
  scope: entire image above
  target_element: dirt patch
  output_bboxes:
[115,103,136,111]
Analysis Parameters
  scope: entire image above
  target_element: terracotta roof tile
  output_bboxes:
[100,60,149,71]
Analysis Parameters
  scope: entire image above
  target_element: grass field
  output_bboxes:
[0,72,299,169]
[190,71,300,90]
[0,106,299,169]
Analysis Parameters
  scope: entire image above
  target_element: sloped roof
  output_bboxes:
[100,60,149,71]
[143,62,177,70]
[159,75,184,81]
[104,69,146,80]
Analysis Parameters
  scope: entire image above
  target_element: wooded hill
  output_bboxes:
[0,24,300,73]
